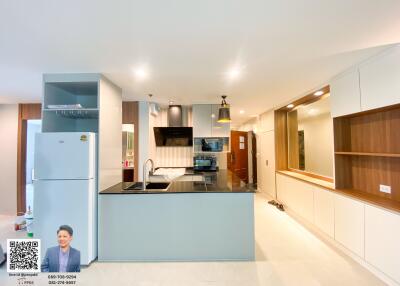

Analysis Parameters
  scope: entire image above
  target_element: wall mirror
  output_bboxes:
[287,94,333,178]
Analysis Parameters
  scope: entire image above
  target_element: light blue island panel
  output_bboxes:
[98,193,254,261]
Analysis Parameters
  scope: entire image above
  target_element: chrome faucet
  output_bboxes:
[142,158,155,190]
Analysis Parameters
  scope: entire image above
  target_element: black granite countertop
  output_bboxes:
[99,169,256,194]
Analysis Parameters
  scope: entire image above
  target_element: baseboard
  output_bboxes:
[283,206,400,286]
[255,190,274,201]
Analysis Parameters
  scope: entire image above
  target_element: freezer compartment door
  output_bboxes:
[33,179,97,265]
[35,132,96,180]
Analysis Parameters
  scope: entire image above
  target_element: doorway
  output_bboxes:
[25,120,42,212]
[229,131,249,183]
[17,103,41,214]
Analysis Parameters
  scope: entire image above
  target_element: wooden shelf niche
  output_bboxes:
[334,105,400,206]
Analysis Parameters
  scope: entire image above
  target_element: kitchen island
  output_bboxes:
[98,170,255,261]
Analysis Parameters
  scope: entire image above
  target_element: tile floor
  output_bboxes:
[0,194,385,286]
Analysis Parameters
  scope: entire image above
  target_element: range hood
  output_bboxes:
[153,105,193,146]
[154,127,193,146]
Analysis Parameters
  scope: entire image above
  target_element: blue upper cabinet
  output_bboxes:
[359,45,400,111]
[192,104,230,138]
[42,74,101,132]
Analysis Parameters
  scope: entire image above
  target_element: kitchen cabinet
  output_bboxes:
[211,104,230,137]
[193,104,212,137]
[365,205,400,283]
[359,45,400,111]
[313,187,334,238]
[276,173,314,223]
[192,104,230,138]
[334,194,365,258]
[330,68,361,118]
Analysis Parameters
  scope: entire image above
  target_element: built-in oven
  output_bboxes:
[200,138,223,152]
[193,155,217,172]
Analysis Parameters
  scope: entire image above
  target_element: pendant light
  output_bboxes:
[217,95,231,123]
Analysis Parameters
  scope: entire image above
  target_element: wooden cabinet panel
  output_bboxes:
[313,187,334,238]
[330,68,361,118]
[360,45,400,111]
[334,194,365,258]
[365,205,400,283]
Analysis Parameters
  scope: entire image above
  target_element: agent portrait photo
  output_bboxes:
[41,225,81,272]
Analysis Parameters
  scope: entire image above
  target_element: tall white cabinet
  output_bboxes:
[257,131,276,198]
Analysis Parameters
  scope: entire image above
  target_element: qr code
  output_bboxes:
[7,239,41,273]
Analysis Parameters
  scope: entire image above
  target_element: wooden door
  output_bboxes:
[230,131,248,182]
[17,104,42,214]
[251,132,257,184]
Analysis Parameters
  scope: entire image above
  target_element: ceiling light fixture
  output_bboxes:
[239,110,245,114]
[217,95,231,123]
[133,67,148,80]
[228,68,240,79]
[287,104,294,108]
[314,90,324,96]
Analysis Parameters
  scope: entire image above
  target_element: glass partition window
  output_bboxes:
[122,124,134,167]
[287,95,333,178]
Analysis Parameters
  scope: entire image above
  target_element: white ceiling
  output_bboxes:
[1,0,400,125]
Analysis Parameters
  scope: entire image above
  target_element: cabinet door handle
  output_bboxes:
[266,160,268,166]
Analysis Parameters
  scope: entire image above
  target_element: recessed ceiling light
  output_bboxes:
[287,104,294,108]
[226,65,243,80]
[314,90,324,96]
[239,110,245,114]
[132,67,148,80]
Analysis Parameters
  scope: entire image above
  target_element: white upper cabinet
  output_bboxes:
[359,45,400,111]
[330,68,361,117]
[192,104,230,137]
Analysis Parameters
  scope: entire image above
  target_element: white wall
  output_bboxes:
[148,105,195,168]
[298,112,334,177]
[138,102,150,180]
[239,109,275,193]
[0,104,18,215]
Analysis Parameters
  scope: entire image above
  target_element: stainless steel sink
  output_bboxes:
[123,182,170,191]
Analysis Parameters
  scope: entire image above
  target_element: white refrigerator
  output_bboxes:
[33,132,97,265]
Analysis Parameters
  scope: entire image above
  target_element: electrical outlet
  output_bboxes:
[379,184,391,194]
